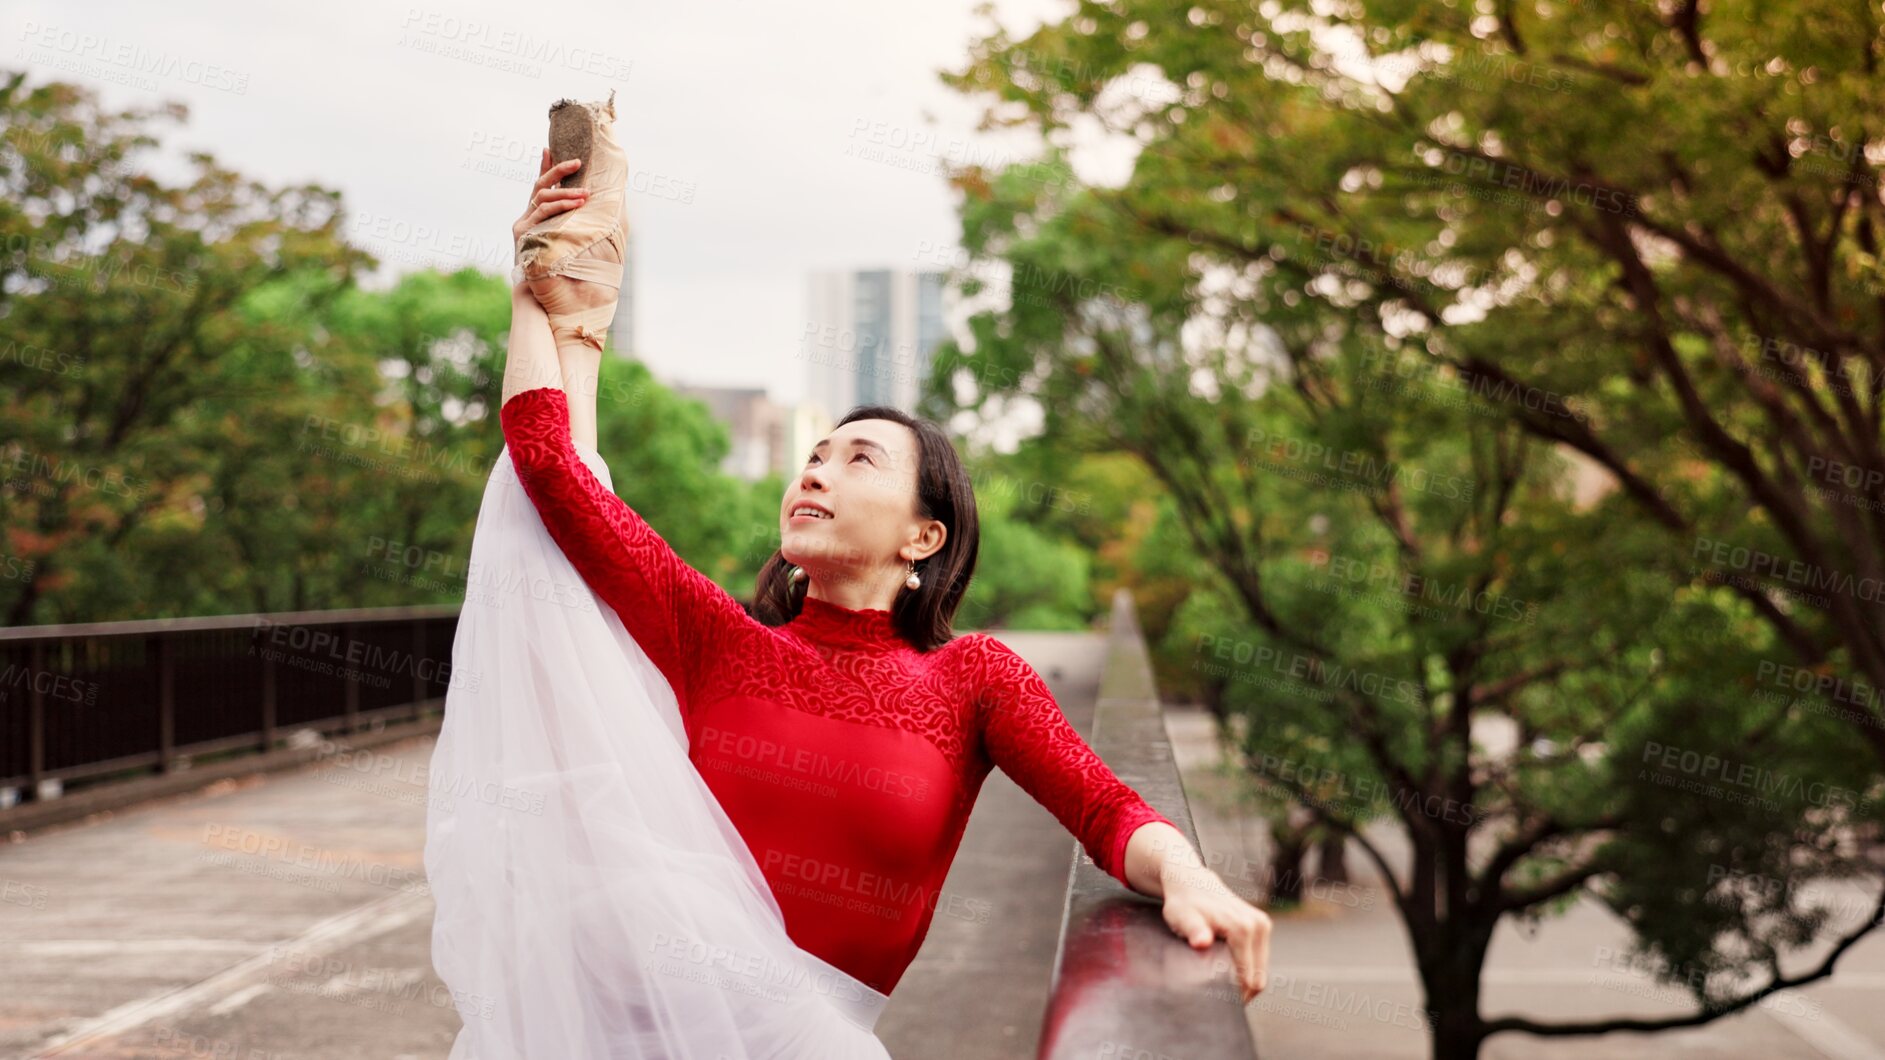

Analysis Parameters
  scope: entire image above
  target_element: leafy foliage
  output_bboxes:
[934,3,1885,1054]
[0,73,766,623]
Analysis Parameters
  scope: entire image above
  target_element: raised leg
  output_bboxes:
[512,91,628,455]
[554,304,602,454]
[503,285,599,453]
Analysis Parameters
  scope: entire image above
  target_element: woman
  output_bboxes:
[425,119,1270,1059]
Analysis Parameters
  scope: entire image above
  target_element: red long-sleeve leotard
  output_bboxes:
[499,386,1176,995]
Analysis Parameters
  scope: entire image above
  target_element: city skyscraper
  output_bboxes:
[608,226,637,358]
[803,268,948,422]
[670,384,786,481]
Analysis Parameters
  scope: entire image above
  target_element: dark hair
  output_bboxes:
[748,405,979,652]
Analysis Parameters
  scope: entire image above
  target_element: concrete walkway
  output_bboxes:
[1165,705,1885,1060]
[876,630,1112,1058]
[15,644,1882,1059]
[0,631,1109,1059]
[2,739,458,1059]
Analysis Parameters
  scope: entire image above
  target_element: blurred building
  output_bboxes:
[642,265,955,481]
[671,384,781,481]
[607,227,637,358]
[782,402,834,482]
[1564,447,1618,511]
[670,385,835,484]
[803,268,948,421]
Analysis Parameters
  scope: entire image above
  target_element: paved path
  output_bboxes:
[16,644,1881,1060]
[0,631,1108,1060]
[876,630,1111,1059]
[2,737,459,1059]
[1165,705,1885,1060]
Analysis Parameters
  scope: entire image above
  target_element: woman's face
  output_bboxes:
[780,417,944,590]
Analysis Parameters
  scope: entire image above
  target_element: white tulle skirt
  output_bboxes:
[423,444,893,1059]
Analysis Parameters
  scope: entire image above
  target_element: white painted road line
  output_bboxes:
[18,939,261,957]
[30,886,431,1058]
[1267,966,1885,1060]
[1276,966,1885,988]
[205,983,273,1018]
[1764,1003,1885,1060]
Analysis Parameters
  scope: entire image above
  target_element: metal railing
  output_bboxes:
[0,605,460,801]
[1035,589,1259,1058]
[4,593,1259,1055]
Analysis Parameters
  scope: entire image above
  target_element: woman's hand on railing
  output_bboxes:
[1159,858,1272,1004]
[1124,821,1272,1004]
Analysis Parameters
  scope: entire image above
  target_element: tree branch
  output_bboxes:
[1483,882,1885,1038]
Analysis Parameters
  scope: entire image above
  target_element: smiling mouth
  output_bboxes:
[789,507,833,522]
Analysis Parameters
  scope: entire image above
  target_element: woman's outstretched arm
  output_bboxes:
[973,633,1271,1002]
[498,385,761,713]
[502,277,565,406]
[504,280,598,454]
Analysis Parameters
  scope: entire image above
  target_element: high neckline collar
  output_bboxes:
[789,594,906,651]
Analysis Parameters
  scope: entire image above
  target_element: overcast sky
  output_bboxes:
[7,0,1097,407]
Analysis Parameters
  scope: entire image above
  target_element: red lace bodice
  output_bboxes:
[499,386,1175,994]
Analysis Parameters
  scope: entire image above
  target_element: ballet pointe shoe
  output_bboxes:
[516,89,628,357]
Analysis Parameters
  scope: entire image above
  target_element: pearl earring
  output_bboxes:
[904,559,921,591]
[789,565,807,585]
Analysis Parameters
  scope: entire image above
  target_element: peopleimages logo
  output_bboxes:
[1427,151,1637,216]
[1193,635,1422,705]
[16,21,253,94]
[395,9,634,81]
[1692,536,1885,604]
[1639,741,1867,812]
[1243,425,1476,501]
[1757,660,1884,715]
[1311,554,1537,625]
[698,726,931,802]
[1256,754,1483,827]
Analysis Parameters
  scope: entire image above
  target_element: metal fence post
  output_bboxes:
[155,635,175,774]
[28,641,46,789]
[260,641,277,753]
[411,618,426,720]
[342,623,360,734]
[0,605,458,807]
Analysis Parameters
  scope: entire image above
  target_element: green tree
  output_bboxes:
[0,71,378,622]
[941,0,1885,768]
[956,462,1094,631]
[0,71,794,622]
[934,5,1885,1051]
[923,139,1882,1057]
[591,365,776,599]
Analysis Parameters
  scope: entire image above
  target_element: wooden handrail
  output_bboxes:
[1035,589,1259,1059]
